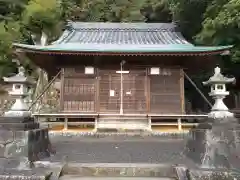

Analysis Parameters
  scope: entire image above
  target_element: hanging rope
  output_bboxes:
[183,71,213,108]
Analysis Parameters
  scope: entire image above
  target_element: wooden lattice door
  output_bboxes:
[62,68,96,112]
[123,71,146,114]
[99,71,120,113]
[98,70,146,114]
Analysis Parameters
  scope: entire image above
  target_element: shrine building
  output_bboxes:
[13,22,232,131]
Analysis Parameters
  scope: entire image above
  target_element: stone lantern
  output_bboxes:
[203,66,235,119]
[3,66,35,117]
[0,66,52,169]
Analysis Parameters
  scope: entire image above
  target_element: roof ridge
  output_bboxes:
[65,20,177,31]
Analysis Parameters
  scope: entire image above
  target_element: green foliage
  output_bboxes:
[169,0,213,41]
[76,0,146,22]
[0,21,21,77]
[0,0,29,21]
[141,0,172,22]
[0,0,27,78]
[196,0,240,62]
[22,0,63,39]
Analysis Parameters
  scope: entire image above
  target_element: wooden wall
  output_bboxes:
[61,66,184,114]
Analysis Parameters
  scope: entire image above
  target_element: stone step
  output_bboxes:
[35,162,183,180]
[60,163,178,178]
[59,176,175,180]
[98,117,148,120]
[97,118,149,130]
[0,167,51,180]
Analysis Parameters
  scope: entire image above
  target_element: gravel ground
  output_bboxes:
[46,135,195,166]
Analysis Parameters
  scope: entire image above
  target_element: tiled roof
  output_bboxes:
[13,22,233,55]
[53,22,189,45]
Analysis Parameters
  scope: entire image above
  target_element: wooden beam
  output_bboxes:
[180,69,185,114]
[60,68,65,111]
[32,113,208,118]
[95,68,100,112]
[146,69,150,113]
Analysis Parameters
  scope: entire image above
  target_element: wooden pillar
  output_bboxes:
[60,68,65,111]
[63,117,68,130]
[95,68,100,113]
[148,116,152,131]
[146,69,150,113]
[177,118,182,131]
[180,69,185,114]
[94,116,98,132]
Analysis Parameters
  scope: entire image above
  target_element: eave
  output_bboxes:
[14,43,233,56]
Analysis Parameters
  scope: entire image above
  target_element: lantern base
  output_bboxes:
[4,110,31,117]
[208,110,234,119]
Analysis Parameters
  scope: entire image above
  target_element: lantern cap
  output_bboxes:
[3,67,35,85]
[203,66,235,86]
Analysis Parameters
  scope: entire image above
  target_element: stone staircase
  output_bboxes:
[96,116,150,132]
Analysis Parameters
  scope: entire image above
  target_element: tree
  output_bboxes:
[22,0,63,41]
[0,21,22,77]
[141,0,172,22]
[169,0,213,42]
[0,0,28,77]
[196,0,240,62]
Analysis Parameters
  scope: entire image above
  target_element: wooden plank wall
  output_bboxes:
[149,68,183,114]
[61,67,184,114]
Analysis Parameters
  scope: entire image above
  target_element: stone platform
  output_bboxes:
[0,117,52,166]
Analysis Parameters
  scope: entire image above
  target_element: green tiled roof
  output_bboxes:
[13,22,233,54]
[14,43,232,53]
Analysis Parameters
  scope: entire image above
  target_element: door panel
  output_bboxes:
[99,71,120,113]
[123,72,146,113]
[98,70,147,114]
